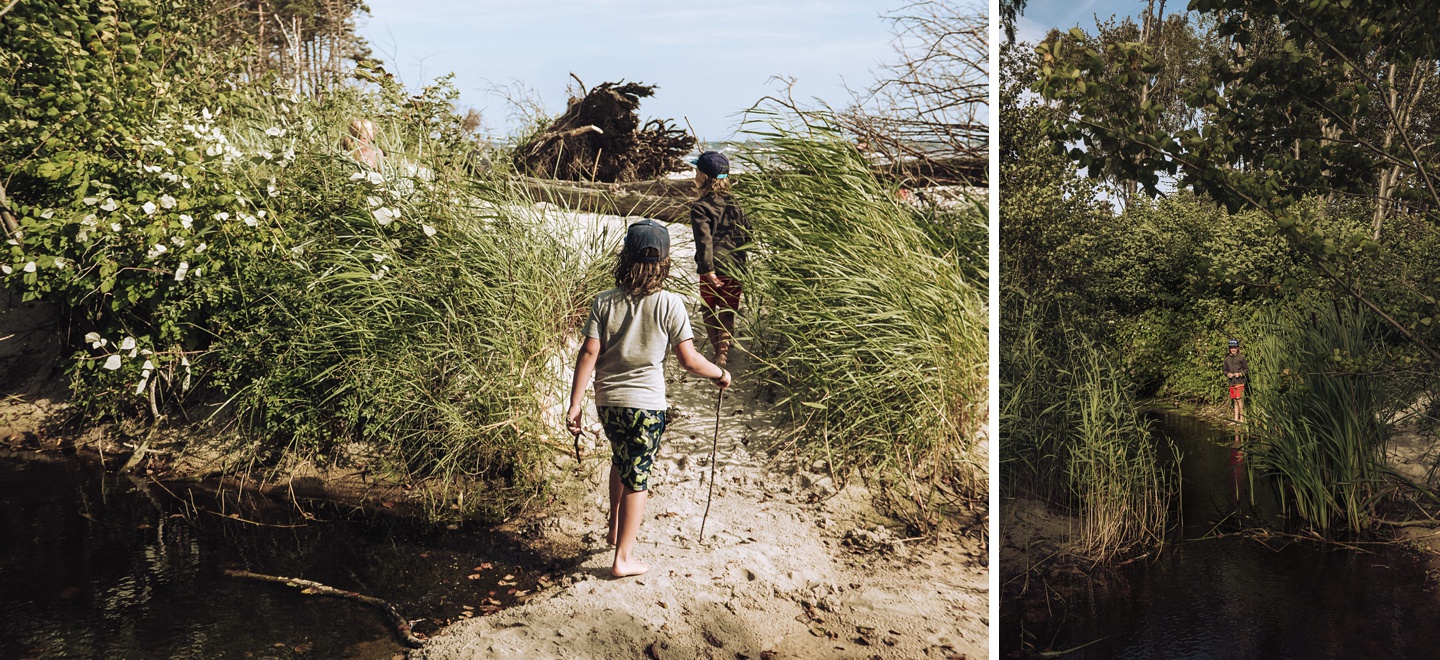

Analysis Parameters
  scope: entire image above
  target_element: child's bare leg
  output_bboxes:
[719,308,736,348]
[1238,398,1245,424]
[612,487,649,577]
[700,303,722,354]
[607,464,622,546]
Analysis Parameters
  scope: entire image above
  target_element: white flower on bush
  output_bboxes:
[174,262,190,282]
[160,172,181,183]
[103,354,122,370]
[53,257,68,269]
[142,164,162,174]
[1,265,11,275]
[23,261,36,273]
[118,337,136,352]
[268,179,279,197]
[373,207,398,225]
[195,242,208,253]
[265,127,286,137]
[142,201,157,216]
[258,150,274,161]
[171,236,186,247]
[370,264,390,280]
[423,224,437,237]
[349,172,366,181]
[146,243,169,259]
[110,222,122,232]
[366,196,383,208]
[159,195,176,209]
[214,211,230,222]
[372,253,389,262]
[202,108,213,120]
[241,213,258,227]
[83,197,98,206]
[100,199,118,212]
[39,209,55,219]
[179,214,193,229]
[85,332,106,348]
[235,195,248,208]
[368,171,385,185]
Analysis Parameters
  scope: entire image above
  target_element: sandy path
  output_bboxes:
[415,213,987,659]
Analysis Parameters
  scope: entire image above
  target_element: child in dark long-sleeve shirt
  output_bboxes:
[689,151,750,367]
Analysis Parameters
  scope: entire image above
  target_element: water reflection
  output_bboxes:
[1003,411,1440,659]
[0,451,546,659]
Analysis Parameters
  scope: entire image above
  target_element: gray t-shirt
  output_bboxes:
[582,287,694,410]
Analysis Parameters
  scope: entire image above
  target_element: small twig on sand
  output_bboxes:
[224,570,426,648]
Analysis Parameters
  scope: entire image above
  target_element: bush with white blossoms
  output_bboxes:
[5,6,605,520]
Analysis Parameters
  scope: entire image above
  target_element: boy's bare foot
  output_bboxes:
[611,559,649,578]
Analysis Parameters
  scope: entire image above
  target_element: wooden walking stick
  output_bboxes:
[699,386,724,542]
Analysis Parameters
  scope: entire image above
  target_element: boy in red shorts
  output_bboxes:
[690,151,750,367]
[1223,339,1248,424]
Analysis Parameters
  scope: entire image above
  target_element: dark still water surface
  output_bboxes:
[0,450,545,659]
[1004,411,1440,660]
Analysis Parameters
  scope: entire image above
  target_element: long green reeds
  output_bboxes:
[1246,301,1398,534]
[1001,294,1171,560]
[211,92,611,520]
[736,110,988,529]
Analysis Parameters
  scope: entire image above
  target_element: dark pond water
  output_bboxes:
[1004,410,1440,659]
[0,450,553,659]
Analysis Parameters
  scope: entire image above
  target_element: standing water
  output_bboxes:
[0,449,551,659]
[1004,411,1440,659]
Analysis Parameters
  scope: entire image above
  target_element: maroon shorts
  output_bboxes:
[1229,384,1245,400]
[700,274,742,312]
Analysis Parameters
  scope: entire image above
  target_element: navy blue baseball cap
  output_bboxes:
[696,151,729,179]
[625,220,669,263]
[1228,339,1239,347]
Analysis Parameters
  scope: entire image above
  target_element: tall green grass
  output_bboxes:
[1001,295,1171,560]
[209,92,612,520]
[1246,301,1401,534]
[735,110,987,530]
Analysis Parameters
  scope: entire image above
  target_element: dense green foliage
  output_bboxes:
[1,2,609,519]
[1004,5,1440,542]
[739,111,988,529]
[1035,0,1440,361]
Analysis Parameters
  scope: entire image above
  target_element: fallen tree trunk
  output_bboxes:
[506,175,694,222]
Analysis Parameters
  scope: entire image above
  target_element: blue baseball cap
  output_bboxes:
[625,220,669,263]
[696,151,729,179]
[1228,339,1239,347]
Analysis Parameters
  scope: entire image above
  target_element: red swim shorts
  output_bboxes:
[700,274,742,312]
[1229,384,1245,399]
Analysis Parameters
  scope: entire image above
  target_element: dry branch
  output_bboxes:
[224,569,426,648]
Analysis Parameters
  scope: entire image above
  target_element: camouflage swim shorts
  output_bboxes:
[597,406,666,491]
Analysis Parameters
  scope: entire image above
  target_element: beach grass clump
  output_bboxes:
[1001,296,1171,560]
[735,110,987,529]
[1246,301,1402,534]
[202,88,612,520]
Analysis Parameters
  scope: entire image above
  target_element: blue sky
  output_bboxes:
[1014,0,1188,45]
[361,1,926,142]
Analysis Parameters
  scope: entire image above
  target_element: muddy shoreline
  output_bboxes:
[1,217,989,659]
